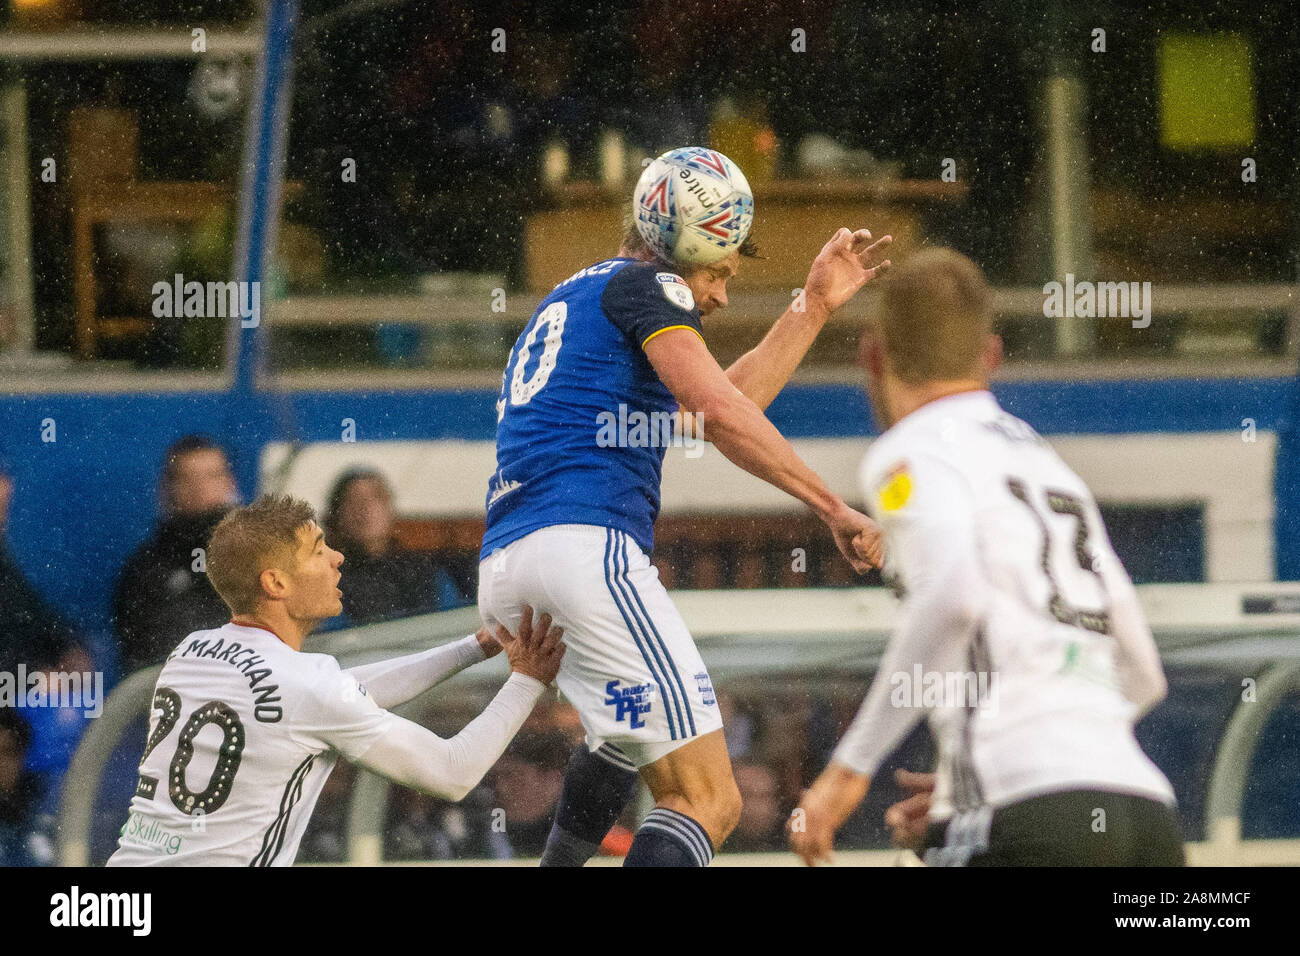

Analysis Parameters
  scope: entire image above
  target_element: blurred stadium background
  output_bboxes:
[0,0,1297,865]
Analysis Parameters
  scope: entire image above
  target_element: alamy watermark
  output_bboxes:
[595,403,704,459]
[50,886,151,936]
[1042,274,1152,329]
[152,273,261,327]
[890,665,999,717]
[0,665,104,718]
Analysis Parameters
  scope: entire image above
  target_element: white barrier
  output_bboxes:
[262,430,1277,583]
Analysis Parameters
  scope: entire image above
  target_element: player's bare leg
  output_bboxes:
[628,729,741,863]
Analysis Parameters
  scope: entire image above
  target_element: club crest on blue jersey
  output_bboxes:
[694,671,716,706]
[605,679,655,728]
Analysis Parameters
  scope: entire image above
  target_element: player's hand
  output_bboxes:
[853,519,884,569]
[825,502,884,574]
[474,626,504,659]
[494,604,565,685]
[884,769,935,851]
[802,227,892,316]
[788,763,870,866]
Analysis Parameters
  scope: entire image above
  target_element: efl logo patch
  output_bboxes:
[605,679,654,729]
[878,462,913,513]
[655,272,695,311]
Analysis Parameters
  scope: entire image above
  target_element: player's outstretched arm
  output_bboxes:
[348,608,565,802]
[789,763,871,866]
[645,327,882,572]
[725,228,891,412]
[790,454,984,865]
[344,630,497,711]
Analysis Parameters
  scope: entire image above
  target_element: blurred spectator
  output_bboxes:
[488,731,571,858]
[113,436,237,673]
[505,32,601,178]
[717,690,754,759]
[0,710,54,866]
[0,466,87,676]
[384,789,456,861]
[725,761,788,853]
[294,2,540,286]
[323,468,471,626]
[384,785,510,861]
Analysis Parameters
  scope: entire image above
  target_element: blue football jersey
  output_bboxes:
[481,257,705,558]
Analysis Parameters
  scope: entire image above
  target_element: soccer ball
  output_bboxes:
[632,146,754,266]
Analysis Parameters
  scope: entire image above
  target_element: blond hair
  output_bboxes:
[206,494,316,615]
[868,247,993,385]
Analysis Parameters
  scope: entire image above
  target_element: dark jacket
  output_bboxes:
[113,506,232,673]
[0,538,80,673]
[335,542,470,626]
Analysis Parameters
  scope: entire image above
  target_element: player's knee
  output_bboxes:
[668,778,741,845]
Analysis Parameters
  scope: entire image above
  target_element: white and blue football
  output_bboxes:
[632,146,754,266]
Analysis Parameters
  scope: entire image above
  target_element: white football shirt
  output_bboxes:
[108,622,398,866]
[833,391,1175,819]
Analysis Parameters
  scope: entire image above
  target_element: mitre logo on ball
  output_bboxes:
[633,146,754,266]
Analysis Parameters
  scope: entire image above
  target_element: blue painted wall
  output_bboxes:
[0,377,1294,645]
[1275,373,1300,586]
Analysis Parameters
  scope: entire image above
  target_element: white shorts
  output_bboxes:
[478,524,723,769]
